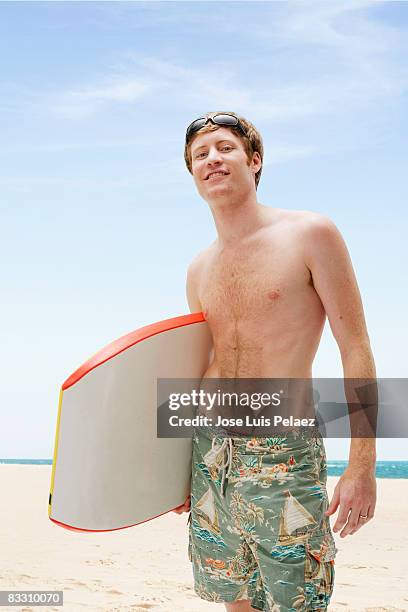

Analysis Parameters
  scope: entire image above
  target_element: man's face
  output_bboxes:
[190,127,260,203]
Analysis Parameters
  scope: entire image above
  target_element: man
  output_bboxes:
[174,111,376,611]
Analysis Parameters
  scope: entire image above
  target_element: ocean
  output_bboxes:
[1,459,408,478]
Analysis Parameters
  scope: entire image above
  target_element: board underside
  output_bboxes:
[49,317,212,531]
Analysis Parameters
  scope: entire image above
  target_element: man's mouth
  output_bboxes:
[205,171,229,181]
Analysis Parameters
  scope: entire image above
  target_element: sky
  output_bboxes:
[0,1,407,460]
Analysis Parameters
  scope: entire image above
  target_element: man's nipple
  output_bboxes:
[268,289,281,300]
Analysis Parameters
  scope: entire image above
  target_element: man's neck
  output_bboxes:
[209,195,268,248]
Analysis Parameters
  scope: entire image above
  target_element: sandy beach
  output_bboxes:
[0,466,407,612]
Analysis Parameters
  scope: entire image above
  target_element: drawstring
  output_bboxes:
[212,436,233,497]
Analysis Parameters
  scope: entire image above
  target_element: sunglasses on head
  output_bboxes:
[185,113,247,143]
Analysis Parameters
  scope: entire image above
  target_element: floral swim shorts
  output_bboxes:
[188,426,338,611]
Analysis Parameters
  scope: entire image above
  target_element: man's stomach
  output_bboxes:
[202,353,313,379]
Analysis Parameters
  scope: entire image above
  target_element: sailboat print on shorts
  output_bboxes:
[195,486,221,536]
[278,490,317,544]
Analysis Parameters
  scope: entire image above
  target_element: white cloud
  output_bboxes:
[14,0,408,162]
[50,76,152,118]
[44,1,408,124]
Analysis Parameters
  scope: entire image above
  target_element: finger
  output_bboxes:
[365,502,375,519]
[348,507,371,535]
[333,504,351,533]
[339,506,362,537]
[324,493,340,516]
[325,486,340,516]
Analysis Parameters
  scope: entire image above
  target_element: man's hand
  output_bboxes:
[172,495,191,514]
[325,465,376,537]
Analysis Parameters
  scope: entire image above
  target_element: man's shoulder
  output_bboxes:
[283,208,335,229]
[284,210,346,271]
[267,209,342,264]
[187,242,216,279]
[280,209,339,243]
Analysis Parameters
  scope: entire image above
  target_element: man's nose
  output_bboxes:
[206,147,222,163]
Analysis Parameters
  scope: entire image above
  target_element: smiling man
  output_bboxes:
[174,111,377,611]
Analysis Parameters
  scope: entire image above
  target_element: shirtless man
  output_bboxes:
[174,112,376,611]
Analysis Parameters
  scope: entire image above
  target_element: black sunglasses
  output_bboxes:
[185,113,247,142]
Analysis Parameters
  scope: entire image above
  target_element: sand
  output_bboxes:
[0,466,407,612]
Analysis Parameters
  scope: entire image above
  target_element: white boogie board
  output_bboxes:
[49,313,212,532]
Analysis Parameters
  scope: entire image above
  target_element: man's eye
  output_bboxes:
[195,152,206,159]
[222,146,232,151]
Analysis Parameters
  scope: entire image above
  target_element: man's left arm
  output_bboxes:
[302,213,377,538]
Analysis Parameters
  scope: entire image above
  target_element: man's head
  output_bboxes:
[184,112,264,197]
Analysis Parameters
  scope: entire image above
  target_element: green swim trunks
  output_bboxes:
[188,426,338,611]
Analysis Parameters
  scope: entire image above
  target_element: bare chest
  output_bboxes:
[198,240,310,325]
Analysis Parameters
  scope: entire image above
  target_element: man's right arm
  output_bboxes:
[186,258,203,313]
[172,258,203,515]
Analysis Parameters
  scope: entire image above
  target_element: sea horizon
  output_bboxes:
[1,459,407,478]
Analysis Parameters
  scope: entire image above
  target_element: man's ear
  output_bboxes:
[251,151,262,174]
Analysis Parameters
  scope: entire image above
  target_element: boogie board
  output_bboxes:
[49,313,212,532]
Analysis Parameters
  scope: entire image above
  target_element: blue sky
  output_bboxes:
[1,1,407,459]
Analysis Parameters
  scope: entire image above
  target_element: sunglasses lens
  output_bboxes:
[213,114,238,126]
[186,113,245,142]
[186,118,207,140]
